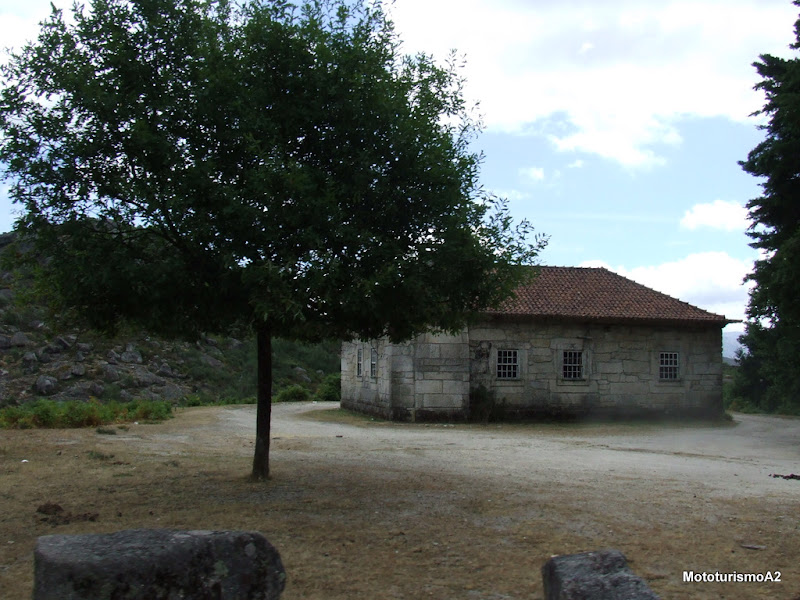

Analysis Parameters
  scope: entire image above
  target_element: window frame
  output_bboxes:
[496,349,520,380]
[659,351,680,381]
[562,350,584,380]
[370,347,378,378]
[356,347,363,378]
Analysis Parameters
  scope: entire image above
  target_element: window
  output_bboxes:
[370,348,378,377]
[659,352,679,380]
[356,348,363,377]
[496,349,519,379]
[562,351,583,379]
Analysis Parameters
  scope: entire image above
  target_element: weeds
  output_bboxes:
[87,450,114,460]
[0,398,173,429]
[469,385,506,423]
[275,384,311,403]
[314,373,341,402]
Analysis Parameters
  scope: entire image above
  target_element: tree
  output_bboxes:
[0,0,545,477]
[735,0,800,412]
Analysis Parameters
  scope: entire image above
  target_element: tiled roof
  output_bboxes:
[486,266,732,325]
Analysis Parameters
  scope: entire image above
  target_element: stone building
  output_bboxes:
[340,267,734,421]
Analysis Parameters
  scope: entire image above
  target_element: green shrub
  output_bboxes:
[61,399,106,428]
[468,385,506,423]
[314,373,341,402]
[0,405,33,429]
[182,394,206,407]
[31,399,59,427]
[127,399,173,422]
[274,384,311,403]
[0,398,173,429]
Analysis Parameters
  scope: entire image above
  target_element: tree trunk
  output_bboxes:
[251,323,272,480]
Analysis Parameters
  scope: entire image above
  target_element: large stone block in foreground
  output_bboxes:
[34,529,286,600]
[542,549,659,600]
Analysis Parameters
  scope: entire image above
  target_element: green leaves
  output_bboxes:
[735,1,800,412]
[0,0,544,343]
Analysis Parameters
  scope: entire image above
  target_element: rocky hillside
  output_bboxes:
[0,233,339,408]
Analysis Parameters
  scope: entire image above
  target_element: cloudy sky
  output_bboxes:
[1,0,798,353]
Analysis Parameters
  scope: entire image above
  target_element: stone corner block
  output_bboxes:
[34,528,286,600]
[542,548,659,600]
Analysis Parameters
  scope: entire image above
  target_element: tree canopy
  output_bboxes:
[0,0,545,476]
[734,0,800,413]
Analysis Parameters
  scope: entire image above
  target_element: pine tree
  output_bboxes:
[735,1,800,412]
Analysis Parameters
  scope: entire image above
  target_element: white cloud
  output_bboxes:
[6,0,796,169]
[680,200,749,232]
[579,251,754,321]
[567,159,585,169]
[492,188,530,202]
[0,1,70,54]
[519,166,545,182]
[387,0,797,168]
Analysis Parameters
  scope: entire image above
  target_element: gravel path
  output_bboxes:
[217,402,800,502]
[5,402,795,599]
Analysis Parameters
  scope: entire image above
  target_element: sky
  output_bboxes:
[1,0,798,355]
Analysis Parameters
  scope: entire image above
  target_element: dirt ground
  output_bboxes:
[1,402,799,599]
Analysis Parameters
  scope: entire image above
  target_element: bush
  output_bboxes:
[468,385,506,423]
[274,384,312,403]
[61,399,106,428]
[314,373,341,403]
[127,399,173,422]
[0,398,173,429]
[31,399,59,427]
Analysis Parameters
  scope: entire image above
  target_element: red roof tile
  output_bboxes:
[486,266,732,325]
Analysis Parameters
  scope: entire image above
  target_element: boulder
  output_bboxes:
[120,350,143,364]
[55,336,73,350]
[23,351,39,373]
[102,364,121,383]
[152,382,188,401]
[34,375,58,396]
[293,366,311,383]
[37,348,53,363]
[200,353,223,368]
[55,363,75,381]
[33,529,286,600]
[58,382,93,401]
[155,362,175,378]
[10,331,30,347]
[131,367,164,388]
[542,549,659,600]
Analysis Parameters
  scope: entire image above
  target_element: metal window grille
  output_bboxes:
[496,350,519,379]
[370,348,378,377]
[563,351,583,379]
[356,348,363,377]
[659,352,679,380]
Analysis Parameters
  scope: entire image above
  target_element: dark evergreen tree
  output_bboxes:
[735,0,800,412]
[0,0,545,477]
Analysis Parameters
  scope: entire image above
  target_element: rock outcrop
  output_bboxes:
[34,529,286,599]
[542,549,660,600]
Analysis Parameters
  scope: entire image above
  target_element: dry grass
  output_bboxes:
[0,406,798,599]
